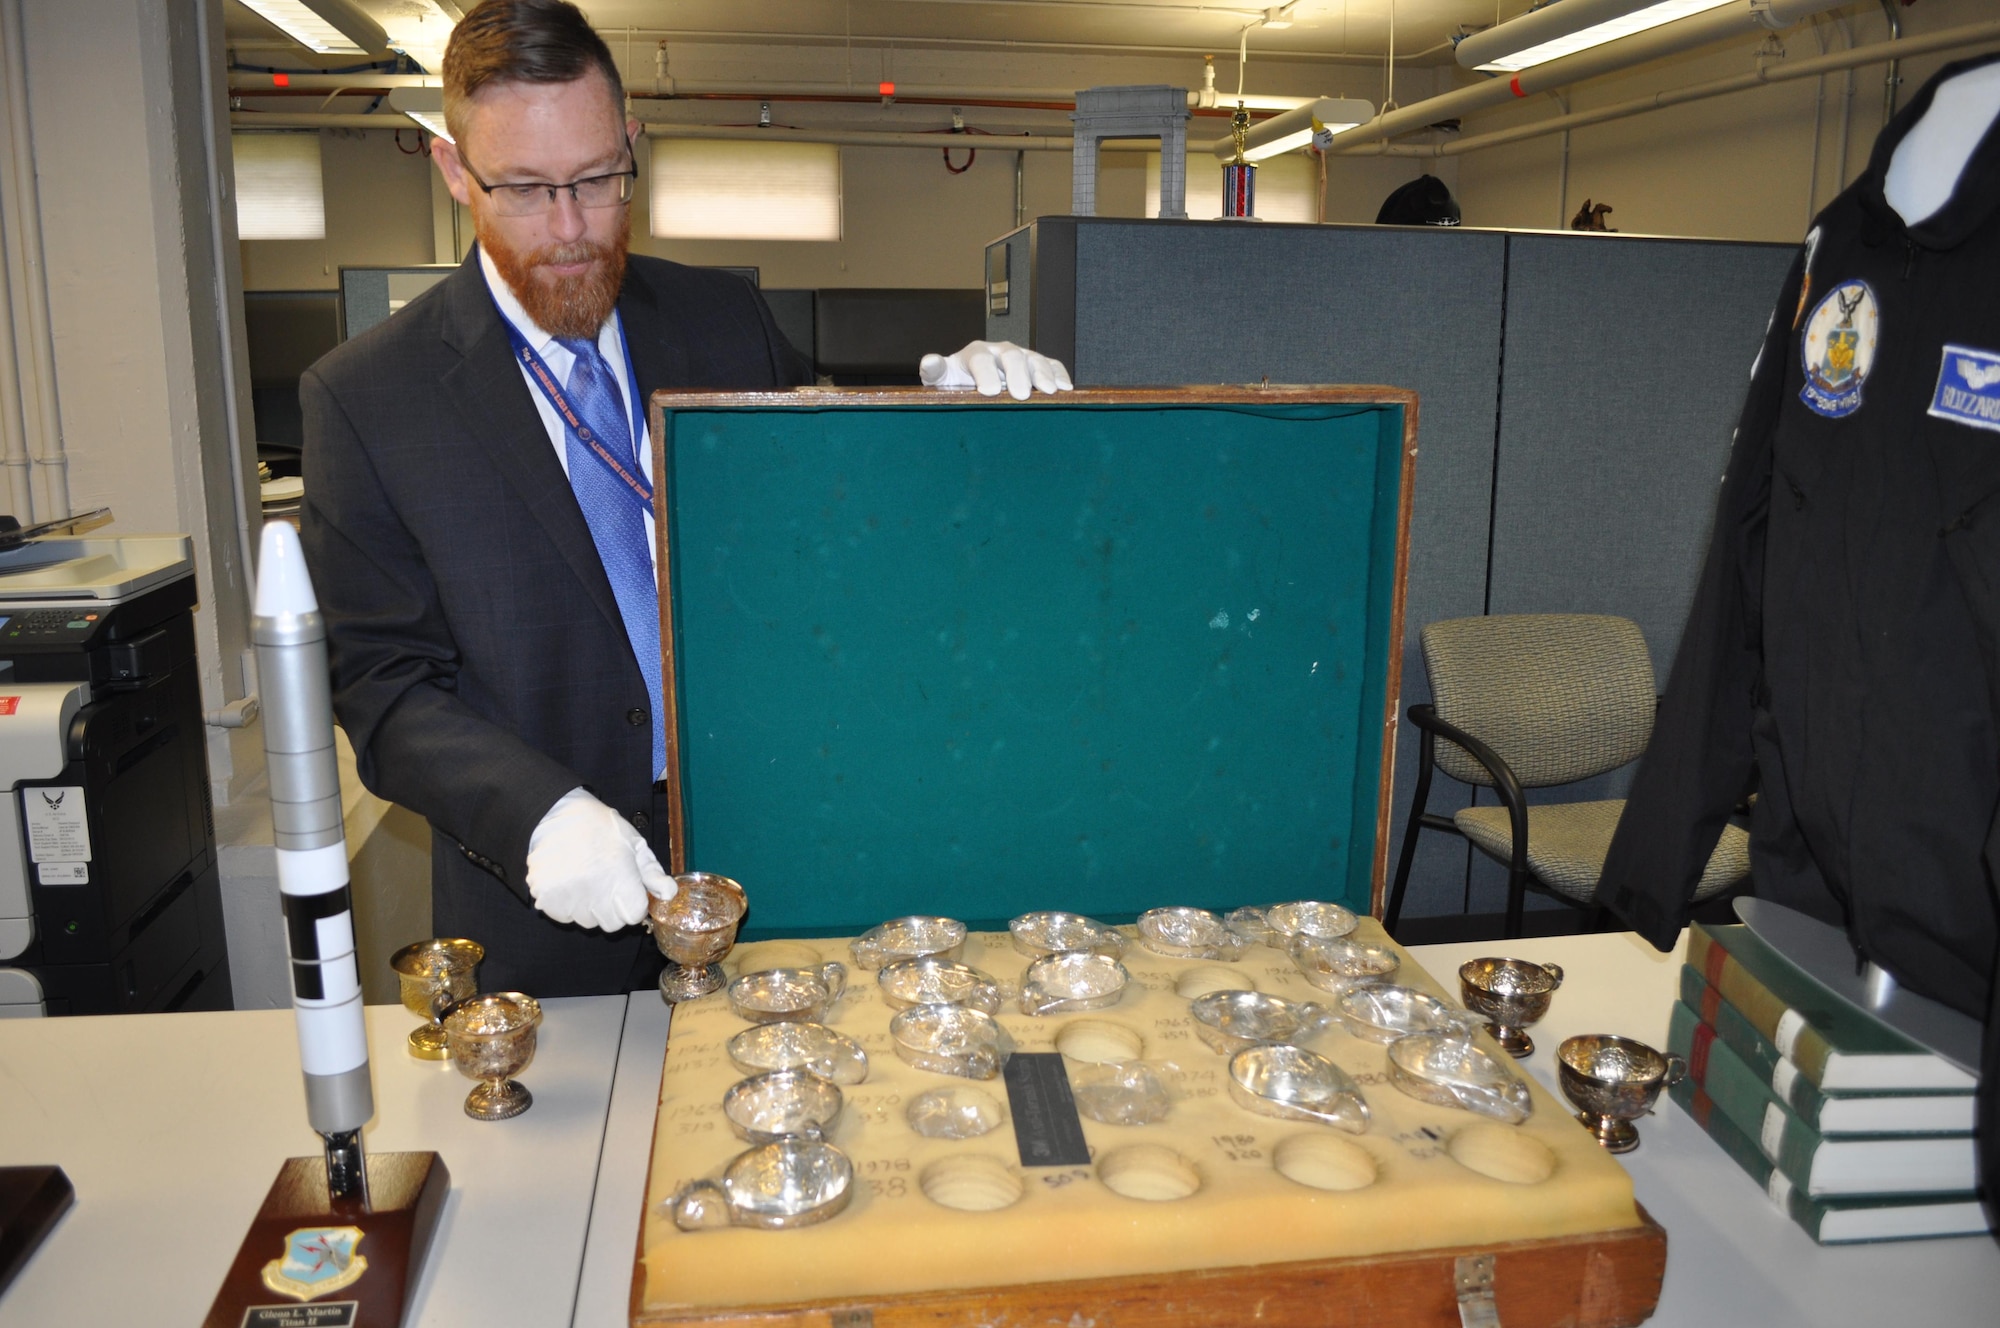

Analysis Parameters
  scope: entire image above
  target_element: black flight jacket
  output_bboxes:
[1599,52,2000,1223]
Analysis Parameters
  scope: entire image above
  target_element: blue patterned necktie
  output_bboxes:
[556,335,665,778]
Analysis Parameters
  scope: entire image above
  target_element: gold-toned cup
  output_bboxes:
[1557,1034,1684,1153]
[649,872,748,1002]
[1458,957,1563,1057]
[444,991,543,1121]
[389,938,483,1060]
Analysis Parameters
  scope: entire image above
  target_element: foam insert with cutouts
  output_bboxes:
[639,920,1641,1314]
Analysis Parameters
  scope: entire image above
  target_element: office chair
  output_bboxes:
[1383,613,1750,939]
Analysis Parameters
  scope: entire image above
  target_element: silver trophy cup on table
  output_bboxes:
[649,872,747,1002]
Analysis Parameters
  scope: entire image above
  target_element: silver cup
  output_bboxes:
[1226,1043,1370,1133]
[849,916,966,971]
[1557,1034,1685,1153]
[877,957,1003,1014]
[727,962,847,1023]
[670,1137,856,1232]
[444,991,542,1121]
[721,1069,845,1144]
[1459,957,1564,1057]
[648,872,747,1003]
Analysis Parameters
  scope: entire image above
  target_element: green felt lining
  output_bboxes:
[660,401,1406,932]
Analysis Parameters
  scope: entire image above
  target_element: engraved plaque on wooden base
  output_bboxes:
[203,1151,448,1328]
[0,1165,75,1296]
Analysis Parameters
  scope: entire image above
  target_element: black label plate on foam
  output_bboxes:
[1002,1052,1091,1167]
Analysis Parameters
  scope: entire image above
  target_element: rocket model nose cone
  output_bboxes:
[255,520,320,617]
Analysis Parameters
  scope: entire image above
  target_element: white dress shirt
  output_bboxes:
[481,249,665,779]
[479,246,658,579]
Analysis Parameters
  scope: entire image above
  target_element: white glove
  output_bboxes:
[524,787,676,931]
[919,340,1074,401]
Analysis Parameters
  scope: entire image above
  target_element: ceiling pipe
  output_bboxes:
[636,84,1314,112]
[227,72,438,90]
[1338,17,2000,159]
[227,112,1097,147]
[231,75,1317,116]
[640,83,1082,103]
[641,123,1089,152]
[1305,0,1845,156]
[232,11,1998,161]
[586,26,1407,66]
[230,112,414,129]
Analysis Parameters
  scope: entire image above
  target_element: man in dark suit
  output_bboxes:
[302,0,1068,998]
[300,1,812,997]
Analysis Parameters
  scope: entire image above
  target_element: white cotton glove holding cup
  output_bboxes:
[525,787,677,930]
[919,340,1074,401]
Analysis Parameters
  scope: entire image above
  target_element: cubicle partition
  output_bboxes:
[988,217,1793,922]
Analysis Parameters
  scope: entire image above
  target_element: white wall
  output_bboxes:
[16,0,262,799]
[238,127,438,291]
[1450,0,1994,239]
[211,4,2000,286]
[237,44,1458,291]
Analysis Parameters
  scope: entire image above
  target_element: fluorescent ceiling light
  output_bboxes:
[237,0,389,57]
[1456,0,1736,73]
[382,1,459,73]
[1245,121,1360,162]
[387,87,451,142]
[403,110,452,141]
[1210,97,1373,161]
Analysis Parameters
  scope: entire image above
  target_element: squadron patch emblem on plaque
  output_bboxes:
[1799,279,1878,419]
[1930,344,2000,435]
[259,1225,369,1302]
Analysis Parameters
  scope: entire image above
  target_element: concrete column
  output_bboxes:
[1071,130,1100,216]
[1158,123,1188,220]
[15,0,262,805]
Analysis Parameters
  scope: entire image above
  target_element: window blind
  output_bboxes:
[233,132,326,241]
[650,140,842,242]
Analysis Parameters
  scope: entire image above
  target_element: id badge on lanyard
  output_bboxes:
[502,315,652,514]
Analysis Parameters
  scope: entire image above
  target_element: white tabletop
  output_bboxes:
[580,936,2000,1328]
[7,942,1995,1328]
[575,994,674,1328]
[1405,934,2000,1328]
[0,996,627,1328]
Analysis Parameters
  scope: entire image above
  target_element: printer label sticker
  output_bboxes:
[22,787,91,863]
[37,861,88,885]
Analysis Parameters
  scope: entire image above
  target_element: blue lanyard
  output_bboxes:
[500,314,652,512]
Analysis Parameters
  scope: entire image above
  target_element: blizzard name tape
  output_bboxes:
[1931,343,2000,435]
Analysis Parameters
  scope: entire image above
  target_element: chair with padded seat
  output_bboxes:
[1383,613,1750,939]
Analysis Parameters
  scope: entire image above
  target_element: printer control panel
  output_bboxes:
[1,609,104,645]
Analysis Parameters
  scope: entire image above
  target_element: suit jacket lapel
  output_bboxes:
[617,265,689,419]
[436,255,628,641]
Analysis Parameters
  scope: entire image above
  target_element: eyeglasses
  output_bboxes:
[459,147,636,216]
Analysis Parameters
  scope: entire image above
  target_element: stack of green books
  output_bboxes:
[1666,921,1985,1244]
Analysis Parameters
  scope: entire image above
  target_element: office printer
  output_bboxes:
[0,534,230,1015]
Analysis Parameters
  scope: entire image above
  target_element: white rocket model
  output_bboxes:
[253,520,372,1199]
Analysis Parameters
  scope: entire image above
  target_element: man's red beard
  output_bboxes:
[479,207,630,340]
